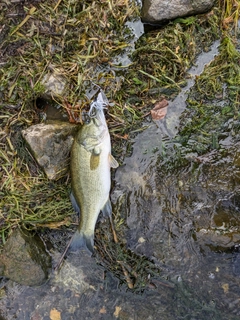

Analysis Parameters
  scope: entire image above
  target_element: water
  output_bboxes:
[162,40,220,137]
[110,38,240,318]
[112,18,144,67]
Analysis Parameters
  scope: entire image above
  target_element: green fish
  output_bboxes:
[70,92,118,254]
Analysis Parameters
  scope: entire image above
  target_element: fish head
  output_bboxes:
[81,114,106,137]
[82,108,106,132]
[79,105,109,151]
[77,91,109,151]
[87,91,109,127]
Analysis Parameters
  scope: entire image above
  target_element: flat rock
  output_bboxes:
[22,122,78,180]
[141,0,215,24]
[0,229,51,286]
[54,250,105,294]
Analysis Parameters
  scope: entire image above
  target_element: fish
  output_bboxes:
[70,91,119,254]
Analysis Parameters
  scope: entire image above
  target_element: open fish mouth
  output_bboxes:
[88,90,109,124]
[81,90,109,125]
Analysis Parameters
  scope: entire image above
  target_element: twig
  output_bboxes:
[10,7,37,36]
[109,215,118,244]
[117,261,134,289]
[54,234,74,271]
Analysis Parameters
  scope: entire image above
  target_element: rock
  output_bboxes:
[196,229,240,253]
[54,251,105,294]
[41,71,67,97]
[0,229,51,286]
[141,0,214,24]
[22,122,78,180]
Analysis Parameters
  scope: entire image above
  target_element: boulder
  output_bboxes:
[0,229,51,286]
[22,122,78,180]
[141,0,215,24]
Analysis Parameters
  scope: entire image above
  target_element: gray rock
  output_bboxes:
[0,229,51,286]
[141,0,214,24]
[22,122,78,180]
[41,71,67,97]
[54,251,105,294]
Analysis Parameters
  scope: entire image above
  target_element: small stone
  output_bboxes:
[138,237,146,243]
[208,272,215,279]
[41,72,66,97]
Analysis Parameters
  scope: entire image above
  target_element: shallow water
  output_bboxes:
[111,37,240,318]
[161,40,220,137]
[113,19,144,66]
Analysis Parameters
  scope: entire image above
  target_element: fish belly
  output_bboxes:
[70,133,111,252]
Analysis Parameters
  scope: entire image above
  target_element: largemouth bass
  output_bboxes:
[70,91,118,254]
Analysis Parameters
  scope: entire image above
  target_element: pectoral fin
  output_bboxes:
[90,154,100,170]
[109,154,119,168]
[90,147,101,170]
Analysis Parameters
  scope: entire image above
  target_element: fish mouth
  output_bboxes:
[87,91,109,126]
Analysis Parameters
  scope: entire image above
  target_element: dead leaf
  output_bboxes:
[150,99,169,120]
[222,283,229,294]
[222,16,233,30]
[112,133,129,140]
[36,217,71,228]
[50,309,61,320]
[175,45,180,53]
[99,306,107,314]
[113,306,122,318]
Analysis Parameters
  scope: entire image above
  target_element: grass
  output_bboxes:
[0,0,239,289]
[149,0,240,176]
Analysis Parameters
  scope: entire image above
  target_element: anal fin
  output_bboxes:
[101,198,112,218]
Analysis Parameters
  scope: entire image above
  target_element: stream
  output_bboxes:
[110,36,240,318]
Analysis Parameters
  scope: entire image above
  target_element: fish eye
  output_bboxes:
[82,113,91,124]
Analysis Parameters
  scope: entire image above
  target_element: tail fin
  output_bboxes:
[69,230,94,255]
